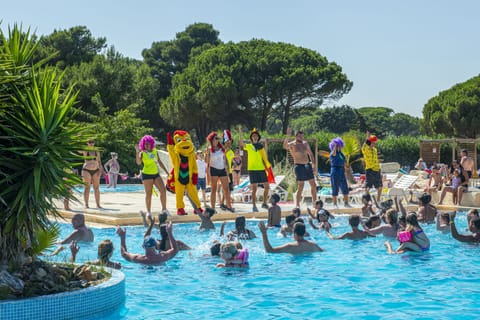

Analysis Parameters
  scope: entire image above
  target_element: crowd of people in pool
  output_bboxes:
[58,191,480,270]
[60,128,480,268]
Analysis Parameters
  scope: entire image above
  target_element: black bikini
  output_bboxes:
[83,151,100,177]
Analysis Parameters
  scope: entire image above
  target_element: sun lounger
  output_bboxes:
[388,174,418,199]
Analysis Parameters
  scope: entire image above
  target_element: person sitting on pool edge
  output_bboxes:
[116,217,178,265]
[449,211,480,243]
[258,221,323,254]
[326,214,374,240]
[70,239,122,269]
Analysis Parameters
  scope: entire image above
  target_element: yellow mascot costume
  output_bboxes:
[166,130,203,216]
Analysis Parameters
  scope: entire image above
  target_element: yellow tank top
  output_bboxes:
[244,144,266,171]
[225,149,234,173]
[141,148,159,175]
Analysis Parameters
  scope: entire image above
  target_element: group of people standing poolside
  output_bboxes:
[75,126,352,215]
[130,126,324,216]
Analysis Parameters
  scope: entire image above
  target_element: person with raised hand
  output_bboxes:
[449,211,480,243]
[258,221,323,254]
[116,218,178,265]
[283,127,317,209]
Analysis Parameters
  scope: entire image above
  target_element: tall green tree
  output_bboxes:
[356,106,420,137]
[423,75,480,138]
[161,40,352,143]
[291,105,365,134]
[142,22,222,100]
[34,25,107,68]
[0,25,87,264]
[63,48,140,116]
[389,112,420,136]
[88,105,153,175]
[356,107,394,137]
[160,42,251,143]
[239,39,353,132]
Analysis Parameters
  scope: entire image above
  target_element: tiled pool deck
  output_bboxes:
[50,188,443,227]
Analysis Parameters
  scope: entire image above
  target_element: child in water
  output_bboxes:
[216,242,249,268]
[385,213,430,254]
[308,200,334,232]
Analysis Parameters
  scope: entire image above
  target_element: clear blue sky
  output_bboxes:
[3,0,480,117]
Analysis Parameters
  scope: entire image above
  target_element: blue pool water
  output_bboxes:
[51,213,480,319]
[74,184,144,193]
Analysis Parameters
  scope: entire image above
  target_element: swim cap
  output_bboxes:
[142,236,157,249]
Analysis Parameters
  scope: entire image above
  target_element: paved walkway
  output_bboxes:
[53,188,368,227]
[52,185,462,227]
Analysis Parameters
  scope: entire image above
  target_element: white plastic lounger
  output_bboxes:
[388,174,418,199]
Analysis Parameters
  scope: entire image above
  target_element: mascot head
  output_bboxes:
[173,130,194,155]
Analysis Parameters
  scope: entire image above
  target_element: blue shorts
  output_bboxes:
[196,177,206,190]
[330,167,349,196]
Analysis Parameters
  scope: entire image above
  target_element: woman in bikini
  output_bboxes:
[104,152,120,188]
[231,148,243,187]
[82,140,103,208]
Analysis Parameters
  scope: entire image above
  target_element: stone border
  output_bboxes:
[0,268,125,320]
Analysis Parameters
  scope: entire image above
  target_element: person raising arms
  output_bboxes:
[238,126,271,212]
[449,211,480,243]
[258,221,323,254]
[135,135,169,219]
[362,131,382,202]
[283,128,317,209]
[116,218,178,265]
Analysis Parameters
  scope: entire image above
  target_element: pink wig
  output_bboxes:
[329,137,344,151]
[139,135,156,151]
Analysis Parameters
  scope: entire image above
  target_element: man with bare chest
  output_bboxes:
[283,128,317,208]
[460,149,475,178]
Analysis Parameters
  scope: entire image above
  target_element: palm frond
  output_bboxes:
[30,223,61,256]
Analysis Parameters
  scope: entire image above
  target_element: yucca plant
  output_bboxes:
[30,224,61,256]
[319,133,363,183]
[0,25,87,265]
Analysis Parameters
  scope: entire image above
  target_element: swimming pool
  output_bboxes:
[51,213,480,319]
[74,184,144,193]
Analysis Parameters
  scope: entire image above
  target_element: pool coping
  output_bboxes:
[53,189,464,227]
[0,267,125,320]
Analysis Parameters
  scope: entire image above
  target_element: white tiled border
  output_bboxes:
[0,268,125,320]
